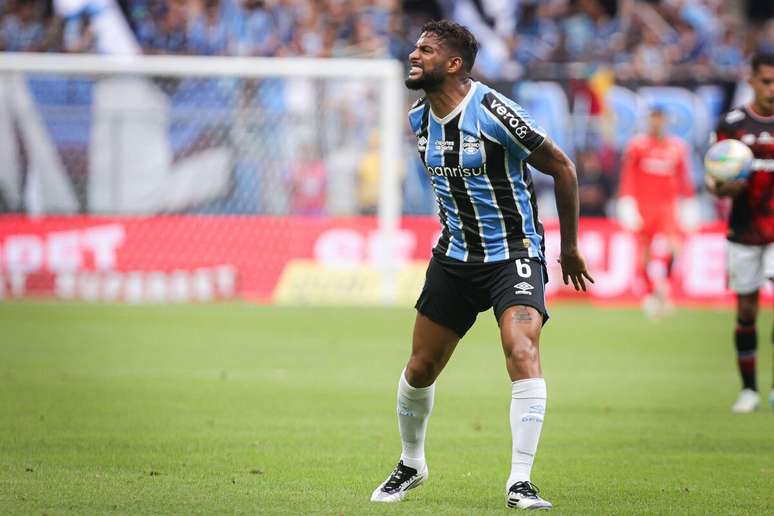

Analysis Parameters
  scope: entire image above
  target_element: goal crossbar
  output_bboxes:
[0,52,403,79]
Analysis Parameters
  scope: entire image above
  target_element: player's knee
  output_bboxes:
[405,356,440,386]
[737,297,758,321]
[505,336,538,366]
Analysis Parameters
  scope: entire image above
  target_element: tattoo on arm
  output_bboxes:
[512,306,533,324]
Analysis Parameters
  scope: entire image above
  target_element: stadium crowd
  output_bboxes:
[2,0,773,82]
[1,0,774,218]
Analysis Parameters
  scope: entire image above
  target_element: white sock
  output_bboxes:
[507,378,547,489]
[397,368,434,471]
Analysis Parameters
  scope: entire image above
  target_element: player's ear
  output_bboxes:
[447,56,463,75]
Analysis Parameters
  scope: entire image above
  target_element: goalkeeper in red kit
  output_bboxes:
[617,105,697,317]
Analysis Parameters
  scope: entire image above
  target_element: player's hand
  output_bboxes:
[704,174,719,195]
[705,175,746,198]
[616,196,643,232]
[558,249,594,292]
[678,198,701,233]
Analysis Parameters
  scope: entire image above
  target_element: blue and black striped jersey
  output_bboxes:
[409,81,546,264]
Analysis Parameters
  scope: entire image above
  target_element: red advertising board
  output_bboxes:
[0,215,758,304]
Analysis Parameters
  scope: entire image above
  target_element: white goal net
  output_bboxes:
[0,53,409,304]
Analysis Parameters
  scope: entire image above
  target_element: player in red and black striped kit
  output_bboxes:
[707,52,774,413]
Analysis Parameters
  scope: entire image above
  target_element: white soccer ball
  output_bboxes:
[704,139,754,182]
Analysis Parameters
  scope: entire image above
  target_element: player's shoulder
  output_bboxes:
[476,82,542,135]
[626,134,649,149]
[477,83,526,116]
[719,107,747,127]
[408,96,429,133]
[409,95,428,113]
[666,135,689,151]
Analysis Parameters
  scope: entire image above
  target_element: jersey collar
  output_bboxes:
[430,81,478,125]
[745,104,774,122]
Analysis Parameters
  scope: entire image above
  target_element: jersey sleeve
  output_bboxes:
[617,138,640,198]
[407,96,427,134]
[479,91,546,160]
[710,109,741,144]
[675,140,694,198]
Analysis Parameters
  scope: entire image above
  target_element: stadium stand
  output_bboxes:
[1,0,773,219]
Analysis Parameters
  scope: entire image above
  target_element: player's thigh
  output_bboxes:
[489,257,549,330]
[409,312,461,374]
[414,258,478,338]
[499,305,543,354]
[727,242,765,295]
[762,242,774,282]
[410,269,464,386]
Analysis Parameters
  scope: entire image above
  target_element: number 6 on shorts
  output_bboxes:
[516,258,532,278]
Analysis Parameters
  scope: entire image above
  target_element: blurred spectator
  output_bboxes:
[136,1,189,54]
[709,25,745,78]
[508,2,559,68]
[0,0,45,51]
[567,0,620,62]
[339,12,387,57]
[63,12,94,53]
[188,0,229,55]
[235,0,278,56]
[357,131,381,215]
[631,27,671,83]
[287,142,326,215]
[577,149,613,217]
[759,19,774,54]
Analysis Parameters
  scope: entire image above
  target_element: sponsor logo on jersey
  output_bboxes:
[725,110,745,124]
[417,135,427,151]
[426,165,485,177]
[513,281,534,295]
[485,94,533,141]
[489,98,523,130]
[759,132,774,144]
[742,133,756,145]
[435,140,454,152]
[462,135,481,154]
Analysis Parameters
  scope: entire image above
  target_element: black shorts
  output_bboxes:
[414,255,549,338]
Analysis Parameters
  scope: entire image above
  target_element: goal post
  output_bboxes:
[0,52,407,304]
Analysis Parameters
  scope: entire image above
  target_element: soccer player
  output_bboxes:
[706,52,774,413]
[616,105,695,318]
[370,21,593,510]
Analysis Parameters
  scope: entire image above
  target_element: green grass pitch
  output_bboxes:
[1,302,773,515]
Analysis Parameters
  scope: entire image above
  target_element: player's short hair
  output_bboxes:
[421,20,479,74]
[751,52,774,72]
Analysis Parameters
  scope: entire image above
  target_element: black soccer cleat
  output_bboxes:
[370,460,428,503]
[506,480,553,510]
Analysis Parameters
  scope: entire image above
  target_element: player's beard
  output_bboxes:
[405,66,445,92]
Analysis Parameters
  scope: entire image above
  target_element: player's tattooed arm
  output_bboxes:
[527,138,595,292]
